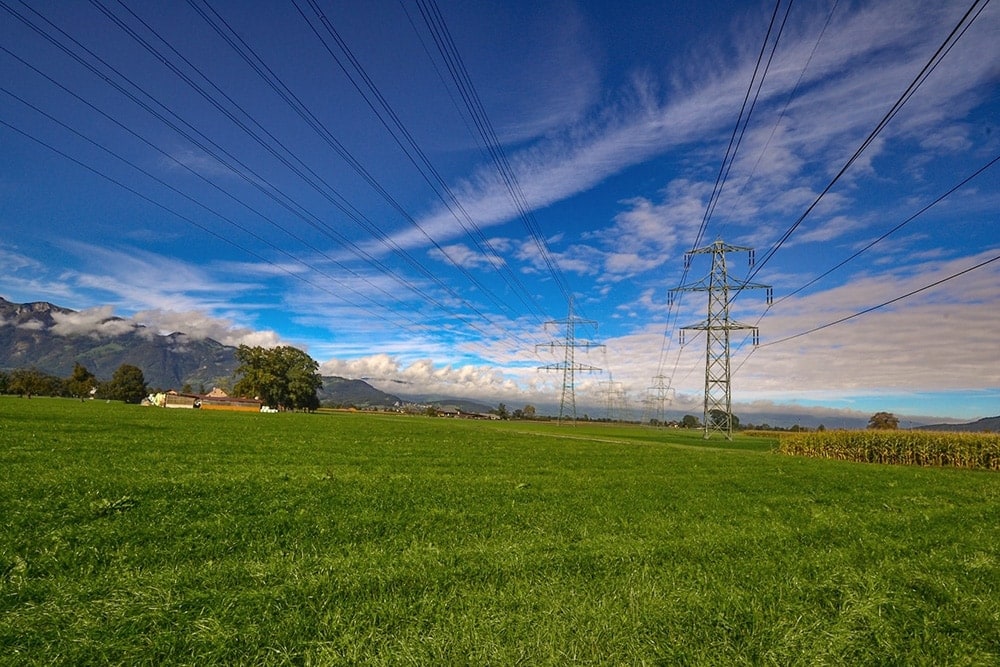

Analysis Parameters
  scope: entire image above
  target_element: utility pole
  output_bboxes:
[669,239,772,440]
[537,297,604,424]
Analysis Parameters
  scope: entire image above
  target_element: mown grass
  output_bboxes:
[1,397,998,664]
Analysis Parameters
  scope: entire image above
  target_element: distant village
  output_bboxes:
[144,386,504,420]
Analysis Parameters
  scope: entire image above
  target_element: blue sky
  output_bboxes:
[1,0,998,423]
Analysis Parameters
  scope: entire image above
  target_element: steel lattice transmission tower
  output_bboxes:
[669,239,772,440]
[537,298,604,424]
[643,374,675,426]
[599,375,621,422]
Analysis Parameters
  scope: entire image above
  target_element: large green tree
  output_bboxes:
[681,414,701,429]
[102,364,148,403]
[867,411,900,430]
[7,368,60,398]
[232,345,322,411]
[708,409,741,430]
[66,362,97,399]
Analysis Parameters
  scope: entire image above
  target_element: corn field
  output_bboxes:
[776,430,1000,470]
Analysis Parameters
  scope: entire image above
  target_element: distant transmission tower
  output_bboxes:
[537,297,604,424]
[599,375,619,422]
[669,239,772,440]
[644,374,675,426]
[618,386,632,423]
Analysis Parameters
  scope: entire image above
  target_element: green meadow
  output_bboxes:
[1,398,997,665]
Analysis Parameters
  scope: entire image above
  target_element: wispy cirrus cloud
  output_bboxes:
[399,0,997,274]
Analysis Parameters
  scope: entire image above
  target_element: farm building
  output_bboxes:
[148,388,263,412]
[148,391,200,409]
[200,395,263,412]
[198,387,263,412]
[164,392,199,409]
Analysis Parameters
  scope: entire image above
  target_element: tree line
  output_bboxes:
[0,345,324,410]
[0,363,148,403]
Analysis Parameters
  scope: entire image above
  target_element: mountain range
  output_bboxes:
[1,297,236,390]
[0,296,404,407]
[2,296,996,428]
[915,416,1000,433]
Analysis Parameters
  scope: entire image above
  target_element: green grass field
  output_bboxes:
[1,397,997,665]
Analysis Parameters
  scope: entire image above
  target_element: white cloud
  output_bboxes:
[609,250,1000,400]
[0,245,44,274]
[50,307,135,338]
[320,352,541,405]
[160,149,240,179]
[130,309,283,347]
[427,243,506,270]
[15,319,45,331]
[320,353,402,380]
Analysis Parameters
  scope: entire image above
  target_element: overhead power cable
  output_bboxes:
[396,0,486,166]
[185,0,543,346]
[778,153,1000,305]
[294,0,549,324]
[107,0,515,338]
[729,151,1000,374]
[1,104,520,357]
[726,0,993,368]
[744,0,992,285]
[654,0,790,383]
[723,0,994,379]
[760,253,1000,347]
[3,1,414,306]
[1,46,414,313]
[6,0,538,348]
[732,0,840,208]
[1,1,532,351]
[413,0,575,307]
[0,115,408,329]
[696,0,795,246]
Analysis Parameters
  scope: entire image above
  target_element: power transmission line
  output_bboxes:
[0,59,421,314]
[728,150,1000,377]
[0,116,403,327]
[653,0,792,390]
[744,0,992,285]
[412,0,575,307]
[1,107,524,363]
[599,375,622,422]
[778,153,1000,306]
[110,0,528,338]
[3,0,547,352]
[721,0,993,382]
[731,0,840,210]
[700,0,796,243]
[760,252,999,348]
[641,374,675,427]
[292,0,549,325]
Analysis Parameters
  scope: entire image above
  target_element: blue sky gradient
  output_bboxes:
[2,0,998,422]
